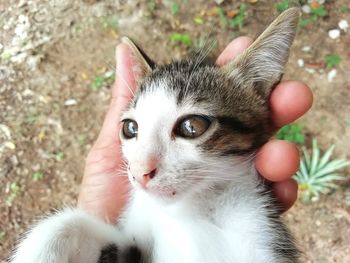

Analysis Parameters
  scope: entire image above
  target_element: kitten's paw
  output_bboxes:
[10,208,122,263]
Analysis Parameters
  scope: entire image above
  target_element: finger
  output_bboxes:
[216,36,253,65]
[270,80,313,128]
[78,169,130,223]
[255,140,300,182]
[93,43,137,148]
[273,179,298,212]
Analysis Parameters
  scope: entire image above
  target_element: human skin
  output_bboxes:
[78,37,313,223]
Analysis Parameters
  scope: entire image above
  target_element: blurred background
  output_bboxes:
[0,0,349,262]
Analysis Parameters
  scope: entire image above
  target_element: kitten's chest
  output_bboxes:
[122,191,232,263]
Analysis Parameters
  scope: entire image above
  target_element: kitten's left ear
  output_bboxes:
[121,37,156,84]
[222,8,300,98]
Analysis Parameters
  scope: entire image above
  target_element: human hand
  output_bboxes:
[78,37,313,222]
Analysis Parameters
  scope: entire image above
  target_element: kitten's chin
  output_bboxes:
[134,185,181,204]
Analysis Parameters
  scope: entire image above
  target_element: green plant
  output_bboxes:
[346,188,350,207]
[55,152,64,161]
[6,182,20,205]
[148,0,156,15]
[325,54,342,69]
[91,71,115,91]
[338,6,349,13]
[192,36,218,52]
[217,4,247,30]
[169,33,192,46]
[78,134,87,145]
[26,114,40,124]
[276,123,305,144]
[0,230,5,241]
[294,139,350,203]
[32,171,44,181]
[275,0,290,12]
[345,120,350,126]
[299,4,328,28]
[171,2,179,15]
[101,16,118,30]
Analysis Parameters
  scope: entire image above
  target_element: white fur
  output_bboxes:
[10,84,282,263]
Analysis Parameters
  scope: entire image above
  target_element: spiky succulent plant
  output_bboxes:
[346,188,350,207]
[294,139,350,203]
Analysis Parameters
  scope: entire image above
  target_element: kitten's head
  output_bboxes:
[119,9,299,201]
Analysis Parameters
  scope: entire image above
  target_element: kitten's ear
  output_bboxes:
[222,8,300,98]
[121,37,156,83]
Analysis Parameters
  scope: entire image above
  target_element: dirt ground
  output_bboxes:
[0,0,349,262]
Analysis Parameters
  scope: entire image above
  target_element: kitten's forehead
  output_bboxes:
[125,79,204,132]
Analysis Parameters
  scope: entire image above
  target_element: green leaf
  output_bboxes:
[310,139,320,176]
[171,2,179,15]
[90,71,115,91]
[276,123,305,144]
[311,5,327,17]
[32,171,44,181]
[194,16,204,25]
[318,145,335,170]
[325,54,342,69]
[169,33,192,46]
[216,7,228,28]
[275,0,289,12]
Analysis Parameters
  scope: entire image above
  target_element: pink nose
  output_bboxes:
[138,169,157,188]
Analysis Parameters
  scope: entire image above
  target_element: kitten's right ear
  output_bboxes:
[121,37,156,83]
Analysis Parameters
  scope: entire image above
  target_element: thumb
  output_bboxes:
[94,43,137,148]
[78,43,137,222]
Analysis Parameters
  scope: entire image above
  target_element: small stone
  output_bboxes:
[327,69,337,82]
[302,46,311,52]
[10,155,19,166]
[315,220,321,226]
[338,19,349,31]
[302,5,311,14]
[64,99,78,106]
[0,124,12,139]
[4,141,16,150]
[305,68,315,74]
[297,59,304,67]
[328,29,340,39]
[0,43,3,50]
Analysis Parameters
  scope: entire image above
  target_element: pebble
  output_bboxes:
[297,58,304,67]
[327,69,337,82]
[64,98,78,106]
[302,46,311,52]
[0,124,12,139]
[14,15,30,40]
[338,19,349,31]
[302,5,311,14]
[328,29,340,39]
[305,68,316,74]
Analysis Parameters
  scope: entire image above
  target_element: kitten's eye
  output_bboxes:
[175,115,211,139]
[122,119,138,139]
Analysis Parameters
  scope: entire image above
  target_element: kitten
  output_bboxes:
[10,8,300,263]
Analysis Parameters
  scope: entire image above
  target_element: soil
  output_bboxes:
[1,0,350,262]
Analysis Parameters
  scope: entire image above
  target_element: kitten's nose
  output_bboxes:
[140,169,157,188]
[132,156,159,188]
